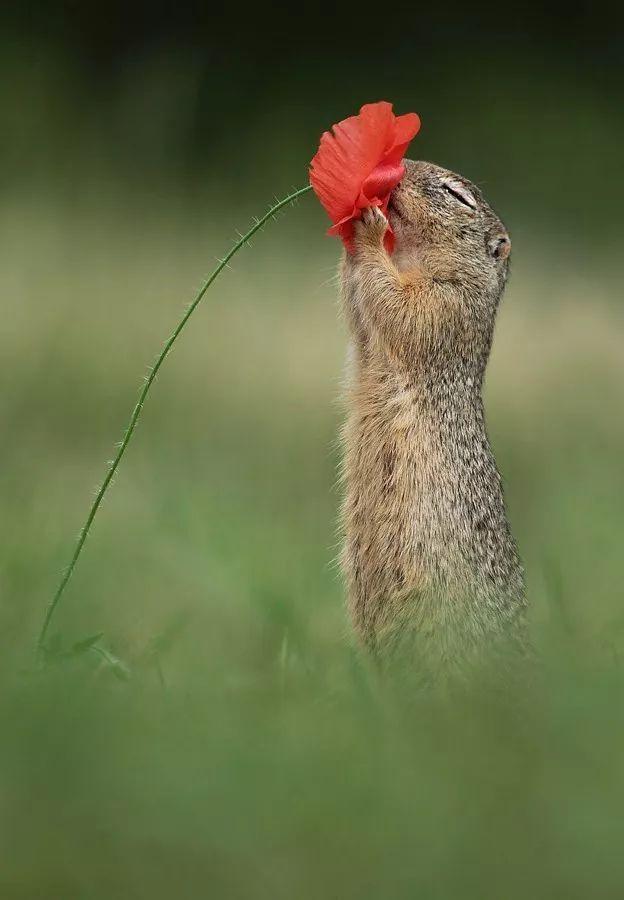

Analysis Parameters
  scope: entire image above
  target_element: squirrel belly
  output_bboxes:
[339,160,527,665]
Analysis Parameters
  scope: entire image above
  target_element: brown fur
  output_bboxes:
[340,160,526,671]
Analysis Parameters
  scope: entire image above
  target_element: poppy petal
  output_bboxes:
[310,102,421,253]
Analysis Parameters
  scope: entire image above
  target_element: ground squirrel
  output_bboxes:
[340,159,527,670]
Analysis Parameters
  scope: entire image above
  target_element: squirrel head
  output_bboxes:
[388,159,511,299]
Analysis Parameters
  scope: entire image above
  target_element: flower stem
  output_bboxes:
[37,183,313,654]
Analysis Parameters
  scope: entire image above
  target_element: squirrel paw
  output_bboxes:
[354,206,388,250]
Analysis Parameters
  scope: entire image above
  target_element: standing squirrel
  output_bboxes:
[340,159,527,669]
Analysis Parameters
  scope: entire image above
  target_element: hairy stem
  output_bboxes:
[38,184,313,653]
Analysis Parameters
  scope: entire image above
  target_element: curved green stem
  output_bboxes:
[38,183,313,653]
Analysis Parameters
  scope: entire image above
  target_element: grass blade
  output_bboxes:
[37,184,313,654]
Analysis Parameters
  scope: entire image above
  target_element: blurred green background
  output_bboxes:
[1,4,623,897]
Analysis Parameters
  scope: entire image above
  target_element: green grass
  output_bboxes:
[1,183,624,898]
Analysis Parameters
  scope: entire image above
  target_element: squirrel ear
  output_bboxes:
[488,233,511,260]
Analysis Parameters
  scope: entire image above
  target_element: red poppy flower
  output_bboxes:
[309,101,421,253]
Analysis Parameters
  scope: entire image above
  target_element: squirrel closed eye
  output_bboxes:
[442,179,477,210]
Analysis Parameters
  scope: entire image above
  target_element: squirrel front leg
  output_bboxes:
[340,260,370,351]
[349,207,460,366]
